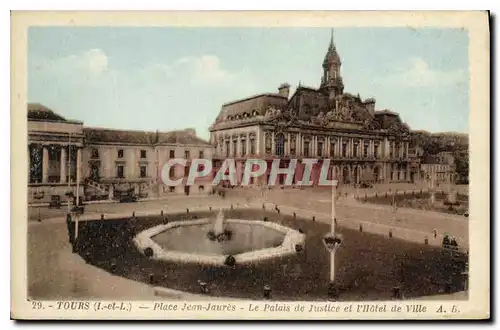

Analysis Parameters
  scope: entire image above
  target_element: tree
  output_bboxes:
[454,149,469,184]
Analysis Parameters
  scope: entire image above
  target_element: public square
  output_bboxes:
[27,182,469,301]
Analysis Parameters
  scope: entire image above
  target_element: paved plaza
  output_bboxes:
[27,184,469,300]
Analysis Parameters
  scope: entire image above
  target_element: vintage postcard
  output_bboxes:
[11,11,490,320]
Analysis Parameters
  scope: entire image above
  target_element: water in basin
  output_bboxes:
[150,222,286,255]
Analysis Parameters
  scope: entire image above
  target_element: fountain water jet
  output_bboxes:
[207,209,232,242]
[214,208,225,236]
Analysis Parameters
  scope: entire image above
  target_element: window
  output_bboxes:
[317,142,323,157]
[140,165,147,178]
[116,165,124,178]
[250,139,256,155]
[169,150,175,158]
[225,141,230,157]
[353,143,358,158]
[233,140,237,157]
[304,141,310,157]
[169,186,175,193]
[330,142,336,157]
[91,148,99,159]
[169,167,175,179]
[184,150,190,159]
[118,149,124,158]
[199,150,204,158]
[140,150,147,159]
[184,166,189,176]
[363,143,369,157]
[275,133,285,157]
[374,144,379,158]
[342,143,347,157]
[48,146,58,161]
[241,140,246,156]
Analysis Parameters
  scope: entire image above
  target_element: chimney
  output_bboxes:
[364,98,376,114]
[278,83,290,99]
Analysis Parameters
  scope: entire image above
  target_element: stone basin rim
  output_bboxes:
[133,218,306,266]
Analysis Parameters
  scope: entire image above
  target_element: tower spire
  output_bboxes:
[328,28,336,51]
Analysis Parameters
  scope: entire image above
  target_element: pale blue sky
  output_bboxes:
[28,27,469,139]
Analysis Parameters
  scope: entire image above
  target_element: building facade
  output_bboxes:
[28,103,213,204]
[209,33,413,187]
[421,152,456,185]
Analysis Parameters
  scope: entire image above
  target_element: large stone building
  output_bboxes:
[28,103,213,204]
[209,33,414,186]
[421,151,456,185]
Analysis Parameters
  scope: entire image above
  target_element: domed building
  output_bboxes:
[209,31,414,186]
[27,103,213,204]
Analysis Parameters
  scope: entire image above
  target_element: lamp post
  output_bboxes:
[330,181,337,282]
[323,172,342,299]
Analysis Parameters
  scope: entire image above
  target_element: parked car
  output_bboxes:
[115,188,138,203]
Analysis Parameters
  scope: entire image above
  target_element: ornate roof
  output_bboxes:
[28,103,71,122]
[215,93,288,122]
[84,127,211,146]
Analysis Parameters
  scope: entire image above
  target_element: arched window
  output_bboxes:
[275,133,285,157]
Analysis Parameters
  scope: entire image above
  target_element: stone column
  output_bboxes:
[60,146,67,183]
[77,147,82,184]
[42,146,49,183]
[299,133,303,156]
[246,134,250,156]
[286,133,291,155]
[271,134,276,156]
[326,136,331,157]
[310,135,315,157]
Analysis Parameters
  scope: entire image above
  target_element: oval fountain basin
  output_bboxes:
[151,222,286,255]
[133,218,306,266]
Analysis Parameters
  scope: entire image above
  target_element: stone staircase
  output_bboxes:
[84,179,109,198]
